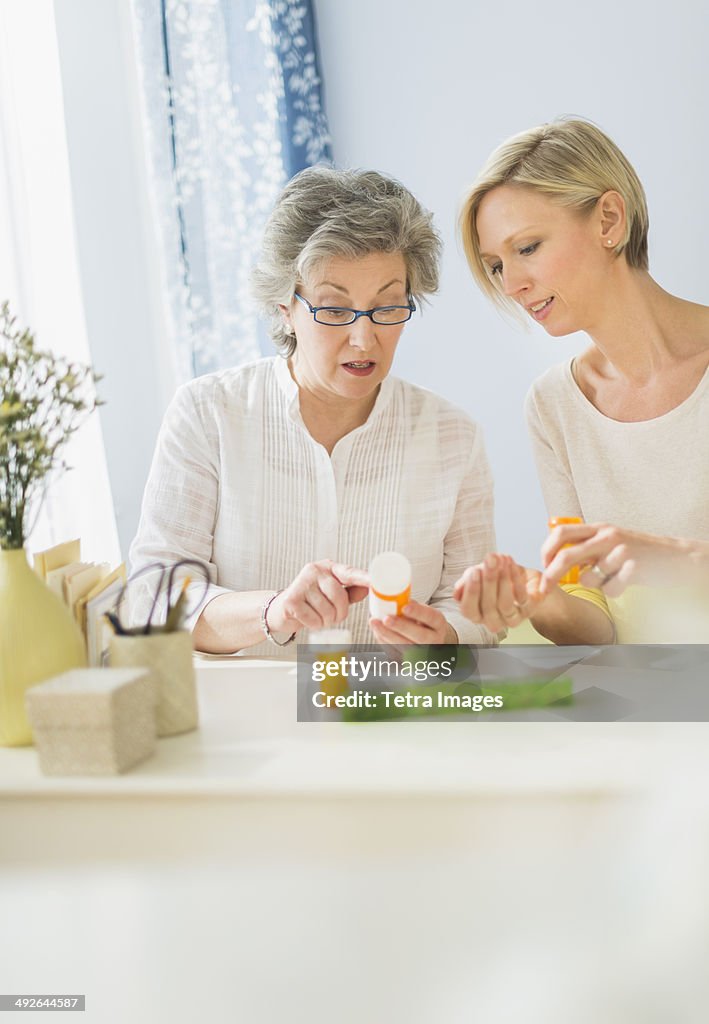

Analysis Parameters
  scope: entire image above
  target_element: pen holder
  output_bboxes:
[108,630,198,737]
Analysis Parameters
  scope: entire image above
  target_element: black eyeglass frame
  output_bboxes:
[293,292,416,326]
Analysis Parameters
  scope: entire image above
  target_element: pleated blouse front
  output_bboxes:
[129,356,497,655]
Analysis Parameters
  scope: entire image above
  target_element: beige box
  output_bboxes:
[25,668,157,775]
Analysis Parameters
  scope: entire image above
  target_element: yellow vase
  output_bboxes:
[0,548,87,746]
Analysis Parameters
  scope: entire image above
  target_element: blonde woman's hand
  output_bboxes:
[454,553,543,633]
[539,522,709,597]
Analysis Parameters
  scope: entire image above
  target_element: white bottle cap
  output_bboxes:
[369,551,411,596]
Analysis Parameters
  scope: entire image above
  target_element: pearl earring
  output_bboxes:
[606,239,614,247]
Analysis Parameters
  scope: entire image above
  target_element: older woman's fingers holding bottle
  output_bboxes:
[370,599,452,645]
[331,562,370,605]
[268,560,354,633]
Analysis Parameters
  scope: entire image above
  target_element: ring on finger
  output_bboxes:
[589,563,613,587]
[500,607,522,623]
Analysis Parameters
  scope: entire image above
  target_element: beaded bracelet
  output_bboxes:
[260,591,297,647]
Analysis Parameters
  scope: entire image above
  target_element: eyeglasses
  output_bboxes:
[294,292,416,326]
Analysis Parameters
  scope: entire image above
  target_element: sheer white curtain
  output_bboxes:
[130,0,332,378]
[0,1,120,565]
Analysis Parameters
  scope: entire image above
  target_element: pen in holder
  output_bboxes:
[106,560,211,737]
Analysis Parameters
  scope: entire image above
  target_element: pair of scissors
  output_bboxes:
[109,559,212,635]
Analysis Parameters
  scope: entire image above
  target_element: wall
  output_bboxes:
[52,0,709,566]
[314,0,709,564]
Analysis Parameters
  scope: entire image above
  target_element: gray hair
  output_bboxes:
[252,166,441,356]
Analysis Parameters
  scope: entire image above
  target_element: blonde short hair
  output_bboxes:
[253,166,441,356]
[460,118,649,314]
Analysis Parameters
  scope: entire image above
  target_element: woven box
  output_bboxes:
[109,631,198,737]
[25,668,156,775]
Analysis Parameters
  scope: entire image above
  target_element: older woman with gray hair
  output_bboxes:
[130,167,498,655]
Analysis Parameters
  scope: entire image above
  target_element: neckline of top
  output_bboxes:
[272,355,396,435]
[565,356,709,427]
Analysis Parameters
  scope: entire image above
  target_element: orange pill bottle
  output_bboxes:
[309,628,352,701]
[548,517,583,585]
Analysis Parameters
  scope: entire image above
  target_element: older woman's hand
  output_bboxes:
[453,553,543,633]
[540,522,709,597]
[370,599,456,645]
[267,560,369,634]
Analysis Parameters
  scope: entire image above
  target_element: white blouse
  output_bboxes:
[129,356,498,655]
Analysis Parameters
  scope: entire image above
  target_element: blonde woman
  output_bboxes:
[455,118,709,643]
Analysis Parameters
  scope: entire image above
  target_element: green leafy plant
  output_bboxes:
[0,301,102,550]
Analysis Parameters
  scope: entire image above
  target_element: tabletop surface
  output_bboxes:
[2,646,708,798]
[4,650,709,1024]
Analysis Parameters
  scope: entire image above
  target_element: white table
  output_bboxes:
[2,654,709,1023]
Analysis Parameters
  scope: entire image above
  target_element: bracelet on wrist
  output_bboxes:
[261,591,297,647]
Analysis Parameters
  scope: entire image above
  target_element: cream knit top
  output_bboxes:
[525,359,709,641]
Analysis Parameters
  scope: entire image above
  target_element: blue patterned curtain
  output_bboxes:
[131,0,332,378]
